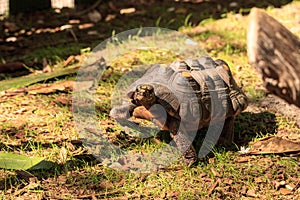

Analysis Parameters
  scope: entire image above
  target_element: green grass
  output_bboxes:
[1,1,300,199]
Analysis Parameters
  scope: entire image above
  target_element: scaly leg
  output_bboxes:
[169,120,197,166]
[133,105,169,130]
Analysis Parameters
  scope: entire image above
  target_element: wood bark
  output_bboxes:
[247,8,300,107]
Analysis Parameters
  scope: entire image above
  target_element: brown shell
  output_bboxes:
[126,56,248,128]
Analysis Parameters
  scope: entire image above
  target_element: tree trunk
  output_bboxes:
[247,8,300,107]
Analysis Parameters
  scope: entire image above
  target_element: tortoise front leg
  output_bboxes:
[132,105,169,130]
[169,120,197,166]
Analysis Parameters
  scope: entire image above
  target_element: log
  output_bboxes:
[247,8,300,107]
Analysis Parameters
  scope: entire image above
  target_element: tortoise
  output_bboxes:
[110,56,248,165]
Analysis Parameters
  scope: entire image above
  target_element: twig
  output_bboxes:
[207,178,221,196]
[69,28,78,42]
[76,0,103,16]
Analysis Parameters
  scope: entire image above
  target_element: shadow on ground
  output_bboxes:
[234,111,277,145]
[192,111,277,153]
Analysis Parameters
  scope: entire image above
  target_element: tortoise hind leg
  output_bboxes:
[217,116,235,146]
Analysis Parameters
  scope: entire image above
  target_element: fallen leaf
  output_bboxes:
[28,80,74,94]
[99,180,114,190]
[207,178,221,196]
[249,136,300,154]
[120,8,136,15]
[63,55,75,67]
[78,23,94,30]
[105,14,117,22]
[254,177,263,183]
[0,153,45,170]
[167,191,180,198]
[241,185,247,194]
[54,96,71,106]
[224,179,233,185]
[285,184,294,191]
[13,107,27,114]
[69,19,80,24]
[14,131,26,140]
[210,167,220,177]
[160,192,167,199]
[60,24,73,31]
[272,180,281,190]
[246,189,258,197]
[0,88,26,96]
[279,188,293,195]
[5,37,17,42]
[235,156,251,163]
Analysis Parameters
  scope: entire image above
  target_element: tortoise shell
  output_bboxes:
[125,56,248,130]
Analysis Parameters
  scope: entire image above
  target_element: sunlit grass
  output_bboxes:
[1,1,300,199]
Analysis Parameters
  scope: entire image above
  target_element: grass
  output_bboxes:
[1,1,300,199]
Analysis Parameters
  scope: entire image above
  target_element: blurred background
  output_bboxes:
[0,0,293,64]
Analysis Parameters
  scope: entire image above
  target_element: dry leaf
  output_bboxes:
[69,19,80,24]
[120,8,136,14]
[28,80,74,94]
[235,156,251,163]
[279,188,293,195]
[99,180,114,189]
[210,167,219,177]
[249,136,300,154]
[246,189,258,197]
[207,178,221,196]
[78,23,94,30]
[63,55,75,67]
[105,14,117,22]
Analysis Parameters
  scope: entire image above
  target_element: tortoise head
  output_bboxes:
[131,84,156,109]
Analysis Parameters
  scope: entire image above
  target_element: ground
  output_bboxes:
[0,0,300,199]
